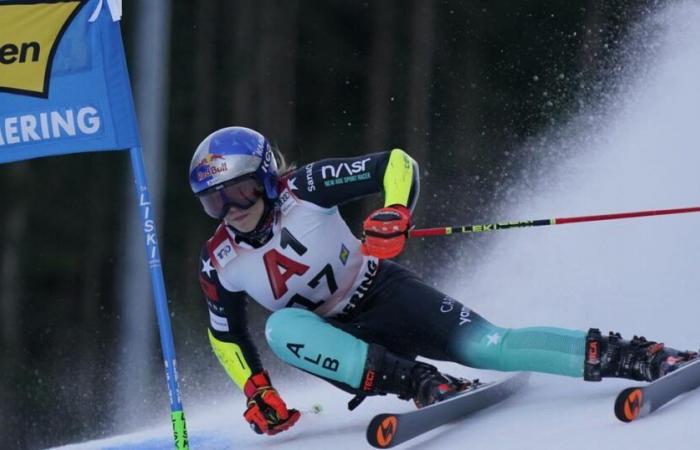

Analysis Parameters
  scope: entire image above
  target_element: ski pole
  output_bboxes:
[409,206,700,238]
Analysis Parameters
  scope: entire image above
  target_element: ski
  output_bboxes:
[614,357,700,422]
[366,372,529,448]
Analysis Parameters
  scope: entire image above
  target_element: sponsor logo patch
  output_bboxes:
[213,239,236,267]
[208,310,229,332]
[0,106,103,146]
[459,306,472,326]
[341,259,378,315]
[375,416,398,447]
[305,164,316,192]
[339,244,349,265]
[193,153,228,183]
[260,141,272,172]
[253,134,265,157]
[623,389,643,421]
[440,296,455,313]
[320,158,371,179]
[0,0,85,97]
[279,188,297,215]
[363,369,375,391]
[440,296,472,326]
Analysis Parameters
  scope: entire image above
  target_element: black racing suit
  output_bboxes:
[199,149,587,396]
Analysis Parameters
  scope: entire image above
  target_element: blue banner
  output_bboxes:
[0,0,140,163]
[0,3,189,447]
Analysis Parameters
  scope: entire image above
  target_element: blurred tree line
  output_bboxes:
[0,1,655,448]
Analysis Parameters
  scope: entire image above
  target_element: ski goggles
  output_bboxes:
[197,176,264,219]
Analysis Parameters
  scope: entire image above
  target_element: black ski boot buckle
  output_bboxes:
[348,394,367,411]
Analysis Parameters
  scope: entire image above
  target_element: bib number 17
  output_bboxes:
[263,228,338,311]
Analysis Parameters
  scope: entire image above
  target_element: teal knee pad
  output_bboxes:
[265,309,368,388]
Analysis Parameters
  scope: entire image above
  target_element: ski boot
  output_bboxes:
[584,328,698,382]
[410,363,473,408]
[359,344,471,408]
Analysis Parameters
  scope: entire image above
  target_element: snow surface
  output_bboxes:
[52,2,700,449]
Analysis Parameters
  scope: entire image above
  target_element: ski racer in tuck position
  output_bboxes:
[189,126,697,436]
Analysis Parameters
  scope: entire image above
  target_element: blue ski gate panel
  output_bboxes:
[0,0,139,163]
[0,1,188,448]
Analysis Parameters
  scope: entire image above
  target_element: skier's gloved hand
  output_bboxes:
[243,371,300,435]
[361,204,412,259]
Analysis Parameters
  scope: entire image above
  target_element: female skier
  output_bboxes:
[190,126,696,436]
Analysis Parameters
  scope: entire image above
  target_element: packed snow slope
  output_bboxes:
[54,2,700,449]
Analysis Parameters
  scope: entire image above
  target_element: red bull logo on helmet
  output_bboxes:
[194,153,228,183]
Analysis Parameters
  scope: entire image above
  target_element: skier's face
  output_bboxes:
[223,197,265,233]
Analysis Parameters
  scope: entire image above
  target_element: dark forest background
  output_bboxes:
[0,1,658,448]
